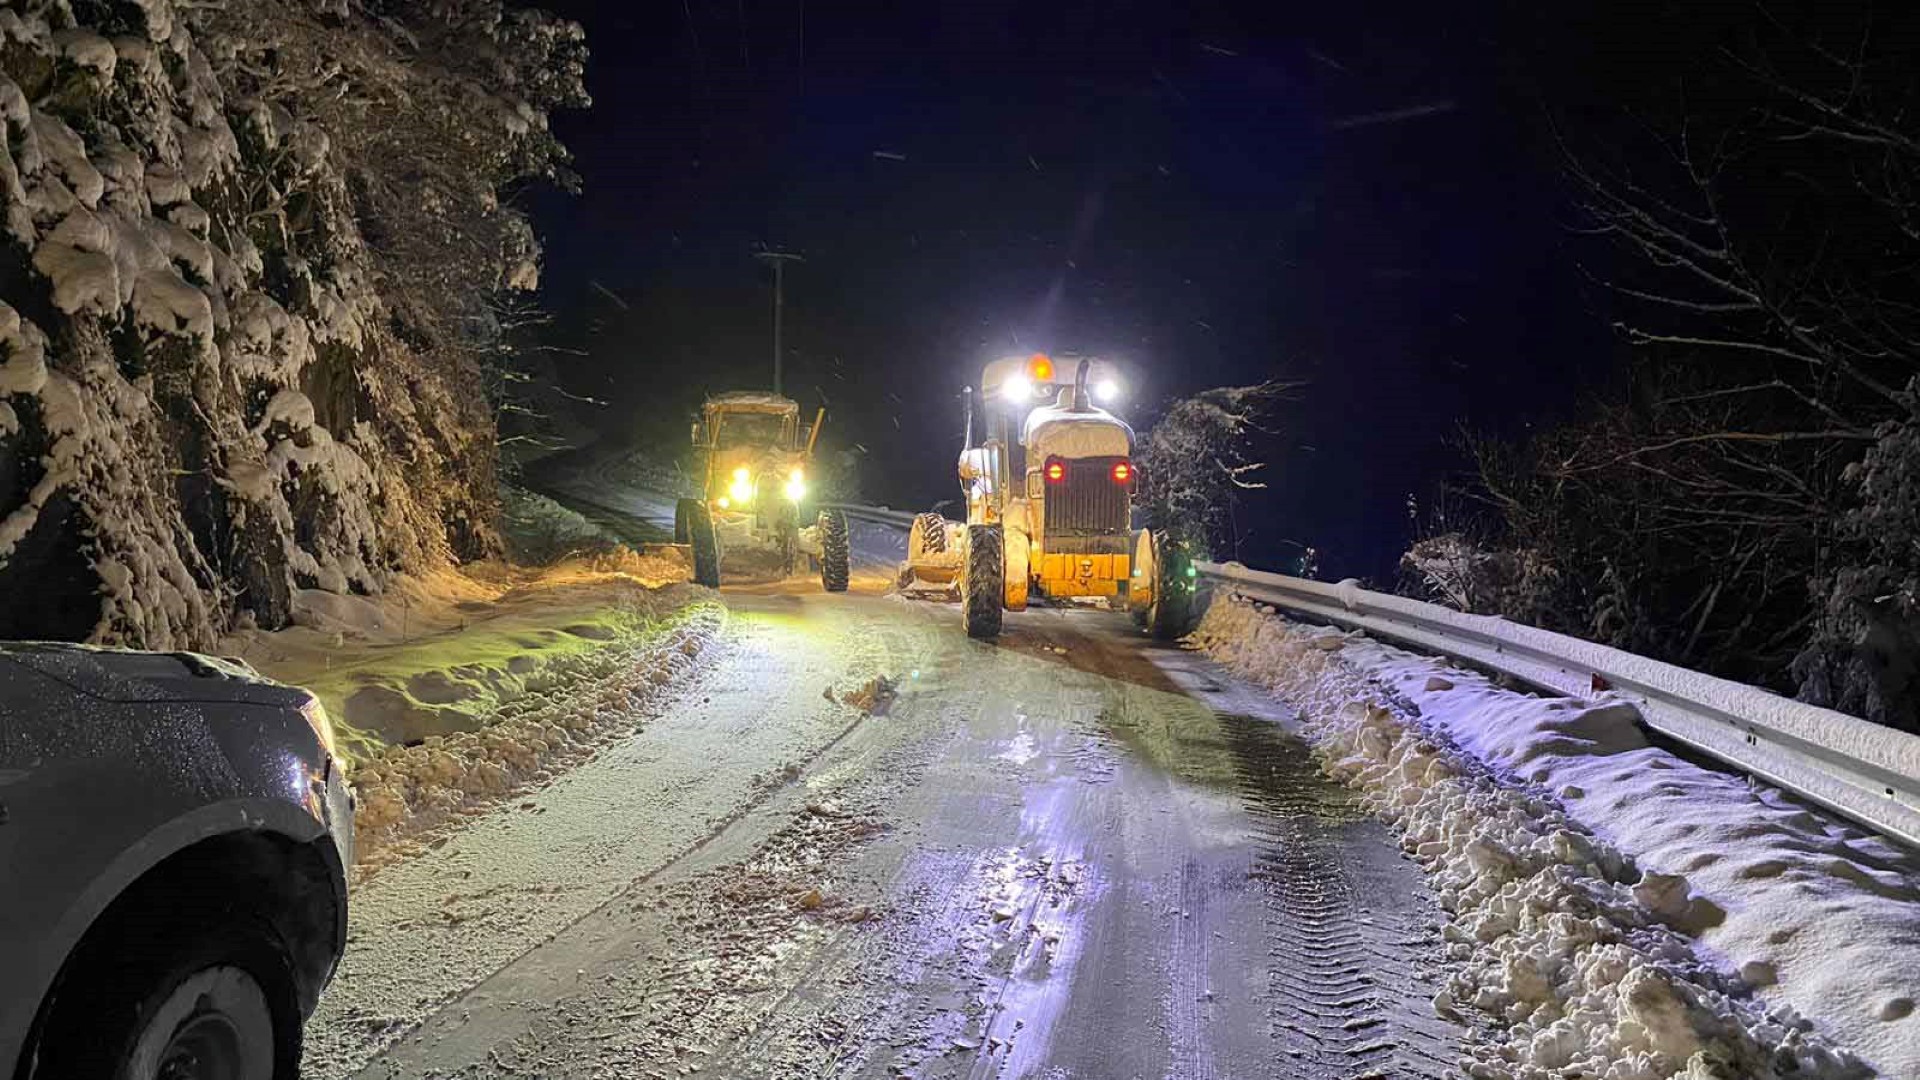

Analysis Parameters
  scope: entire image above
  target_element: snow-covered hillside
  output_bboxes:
[0,0,584,648]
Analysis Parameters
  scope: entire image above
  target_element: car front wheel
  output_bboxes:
[32,917,300,1080]
[129,963,277,1080]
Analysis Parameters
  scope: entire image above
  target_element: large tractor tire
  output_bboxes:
[770,501,799,574]
[961,523,1005,640]
[817,509,850,592]
[908,512,948,561]
[1147,533,1198,641]
[682,500,721,587]
[674,498,697,544]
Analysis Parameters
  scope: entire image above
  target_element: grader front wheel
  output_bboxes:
[677,499,721,588]
[817,509,850,592]
[961,523,1005,640]
[909,512,949,560]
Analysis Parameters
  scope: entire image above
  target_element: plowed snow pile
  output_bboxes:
[222,559,715,867]
[1196,597,1920,1079]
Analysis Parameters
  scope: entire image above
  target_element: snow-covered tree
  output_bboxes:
[0,0,586,646]
[1137,381,1290,557]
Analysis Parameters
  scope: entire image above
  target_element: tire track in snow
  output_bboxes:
[1218,713,1461,1079]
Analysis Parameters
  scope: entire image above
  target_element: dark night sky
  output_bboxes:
[524,0,1678,580]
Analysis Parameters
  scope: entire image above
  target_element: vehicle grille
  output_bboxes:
[1044,456,1131,555]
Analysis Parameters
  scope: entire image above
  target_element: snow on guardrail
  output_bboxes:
[1198,561,1920,849]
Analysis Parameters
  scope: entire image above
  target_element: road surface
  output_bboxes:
[305,568,1467,1079]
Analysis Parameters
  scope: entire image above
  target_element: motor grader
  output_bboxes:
[901,353,1196,639]
[675,391,850,591]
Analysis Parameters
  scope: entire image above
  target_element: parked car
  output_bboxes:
[0,642,352,1080]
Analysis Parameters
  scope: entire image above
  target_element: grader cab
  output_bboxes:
[676,391,850,591]
[901,354,1196,639]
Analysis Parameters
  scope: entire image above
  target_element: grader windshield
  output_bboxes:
[706,398,798,451]
[717,411,790,450]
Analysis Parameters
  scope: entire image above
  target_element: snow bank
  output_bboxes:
[339,596,722,870]
[1196,598,1916,1078]
[226,562,721,869]
[228,561,699,751]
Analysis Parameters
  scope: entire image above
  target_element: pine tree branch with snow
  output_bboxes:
[1137,381,1293,558]
[0,0,588,647]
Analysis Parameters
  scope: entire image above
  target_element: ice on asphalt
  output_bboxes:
[1196,598,1919,1079]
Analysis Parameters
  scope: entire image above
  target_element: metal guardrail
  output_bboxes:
[820,503,921,527]
[1199,561,1920,849]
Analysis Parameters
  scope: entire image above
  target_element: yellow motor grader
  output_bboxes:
[901,354,1196,639]
[676,391,850,591]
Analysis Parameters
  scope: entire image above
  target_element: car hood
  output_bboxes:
[0,642,310,708]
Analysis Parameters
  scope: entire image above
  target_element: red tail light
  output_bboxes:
[1111,461,1132,484]
[1044,459,1066,483]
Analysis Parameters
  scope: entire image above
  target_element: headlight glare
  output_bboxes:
[785,467,807,502]
[728,469,755,504]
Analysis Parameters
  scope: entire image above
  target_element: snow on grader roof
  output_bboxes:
[1024,399,1133,458]
[705,391,799,413]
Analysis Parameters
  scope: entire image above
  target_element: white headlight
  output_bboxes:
[1003,374,1033,402]
[1095,378,1122,402]
[785,467,806,501]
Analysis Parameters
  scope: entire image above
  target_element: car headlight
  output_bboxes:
[728,467,754,504]
[785,467,806,502]
[299,695,338,758]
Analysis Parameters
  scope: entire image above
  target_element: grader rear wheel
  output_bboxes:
[961,524,1004,640]
[1147,533,1197,641]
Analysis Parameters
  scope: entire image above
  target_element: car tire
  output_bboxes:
[818,510,850,592]
[30,914,300,1080]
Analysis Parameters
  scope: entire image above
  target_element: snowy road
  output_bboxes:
[307,582,1466,1078]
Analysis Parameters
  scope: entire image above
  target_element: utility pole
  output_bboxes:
[755,250,803,395]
